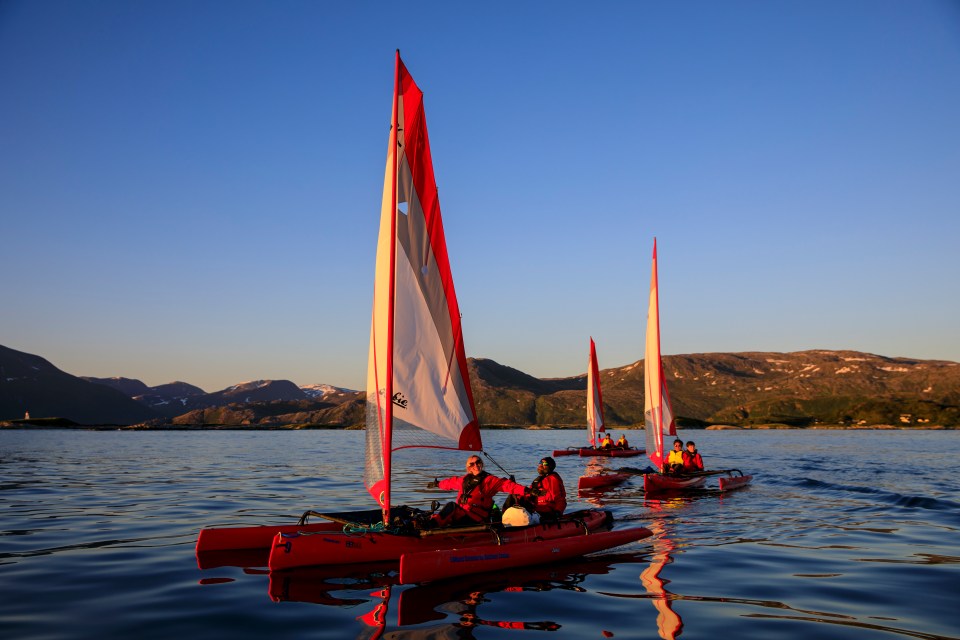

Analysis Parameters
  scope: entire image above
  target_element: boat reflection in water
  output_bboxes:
[637,517,683,639]
[267,553,653,639]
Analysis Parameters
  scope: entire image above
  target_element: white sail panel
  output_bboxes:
[660,377,676,439]
[389,148,474,443]
[363,97,399,508]
[391,240,473,441]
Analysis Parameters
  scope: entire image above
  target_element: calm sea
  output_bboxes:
[1,429,957,639]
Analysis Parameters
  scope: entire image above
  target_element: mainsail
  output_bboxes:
[586,337,606,447]
[643,239,676,471]
[365,53,482,523]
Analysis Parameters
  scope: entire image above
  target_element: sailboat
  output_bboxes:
[642,239,752,494]
[574,339,636,489]
[196,53,650,582]
[553,338,644,459]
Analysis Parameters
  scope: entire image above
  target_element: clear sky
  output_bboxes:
[2,1,959,393]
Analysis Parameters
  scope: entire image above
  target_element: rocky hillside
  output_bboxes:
[3,344,958,427]
[84,377,207,417]
[472,350,960,428]
[1,346,160,425]
[166,395,365,428]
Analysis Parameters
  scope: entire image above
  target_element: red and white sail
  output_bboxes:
[586,337,606,447]
[365,53,482,523]
[644,239,676,472]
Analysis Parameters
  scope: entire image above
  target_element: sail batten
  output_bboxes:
[365,53,481,524]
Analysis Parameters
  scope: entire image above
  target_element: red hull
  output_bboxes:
[578,447,644,458]
[398,526,652,584]
[196,507,409,557]
[196,521,340,555]
[268,509,611,572]
[577,473,631,490]
[718,474,753,491]
[552,449,579,457]
[643,473,706,493]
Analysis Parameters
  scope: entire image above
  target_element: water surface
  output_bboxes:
[1,429,957,639]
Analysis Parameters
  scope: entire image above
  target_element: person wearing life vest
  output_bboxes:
[530,456,567,520]
[665,438,684,474]
[427,455,525,528]
[616,434,629,449]
[682,441,704,472]
[599,433,613,449]
[528,456,566,520]
[503,456,566,521]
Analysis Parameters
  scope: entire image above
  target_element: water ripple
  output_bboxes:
[1,428,957,640]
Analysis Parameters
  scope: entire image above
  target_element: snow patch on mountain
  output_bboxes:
[301,383,356,399]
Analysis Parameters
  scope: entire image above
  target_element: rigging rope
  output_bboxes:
[482,450,515,480]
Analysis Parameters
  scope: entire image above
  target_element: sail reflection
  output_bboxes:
[639,517,683,639]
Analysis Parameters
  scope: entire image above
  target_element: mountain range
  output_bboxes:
[1,344,958,428]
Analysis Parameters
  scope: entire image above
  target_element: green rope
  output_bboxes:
[342,521,401,536]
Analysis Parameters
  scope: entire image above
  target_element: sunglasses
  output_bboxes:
[467,461,481,467]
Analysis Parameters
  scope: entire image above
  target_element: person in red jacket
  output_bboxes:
[427,455,525,528]
[527,456,566,520]
[503,456,567,521]
[682,441,704,472]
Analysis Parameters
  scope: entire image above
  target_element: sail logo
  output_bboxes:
[392,392,408,409]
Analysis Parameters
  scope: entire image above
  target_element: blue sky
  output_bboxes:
[2,1,959,392]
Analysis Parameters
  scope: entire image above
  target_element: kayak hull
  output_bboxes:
[197,521,340,556]
[268,508,611,572]
[398,525,652,584]
[196,507,410,557]
[552,448,579,457]
[718,474,753,491]
[644,473,707,493]
[577,473,631,490]
[578,447,644,458]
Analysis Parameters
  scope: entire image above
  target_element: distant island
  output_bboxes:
[2,344,958,429]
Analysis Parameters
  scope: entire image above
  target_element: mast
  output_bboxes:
[381,50,401,525]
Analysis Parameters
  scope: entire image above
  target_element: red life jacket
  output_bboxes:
[682,450,703,471]
[530,471,566,515]
[457,471,492,520]
[438,471,524,523]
